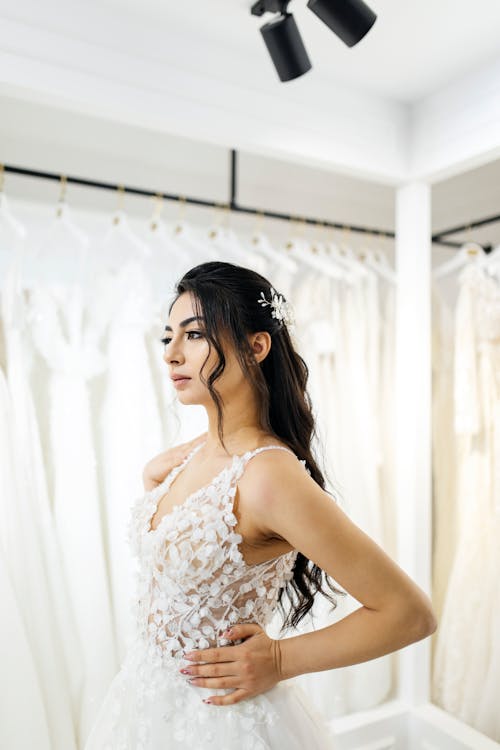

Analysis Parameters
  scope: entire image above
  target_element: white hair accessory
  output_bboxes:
[257,286,296,330]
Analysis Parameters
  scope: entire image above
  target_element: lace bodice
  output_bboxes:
[127,442,304,662]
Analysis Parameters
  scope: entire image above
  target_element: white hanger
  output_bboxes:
[146,194,186,257]
[0,192,26,240]
[477,242,500,277]
[356,245,397,284]
[99,186,151,273]
[205,206,245,264]
[247,230,299,274]
[282,234,346,280]
[27,177,89,287]
[51,200,88,247]
[0,174,27,282]
[432,241,485,280]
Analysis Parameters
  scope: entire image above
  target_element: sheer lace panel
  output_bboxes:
[127,443,308,659]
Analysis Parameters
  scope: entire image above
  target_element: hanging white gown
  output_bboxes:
[285,266,392,718]
[24,272,117,745]
[84,441,336,749]
[89,259,164,661]
[0,351,53,750]
[1,260,82,750]
[432,263,500,742]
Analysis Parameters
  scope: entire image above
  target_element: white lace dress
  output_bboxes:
[432,264,500,741]
[84,442,337,749]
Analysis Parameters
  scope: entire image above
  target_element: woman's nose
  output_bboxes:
[164,344,184,366]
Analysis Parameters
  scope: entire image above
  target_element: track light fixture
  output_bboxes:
[307,0,377,47]
[252,1,311,82]
[251,0,377,82]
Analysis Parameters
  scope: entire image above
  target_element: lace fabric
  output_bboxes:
[92,442,311,749]
[128,442,303,658]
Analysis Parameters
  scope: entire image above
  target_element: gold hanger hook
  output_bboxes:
[285,213,296,250]
[0,164,5,193]
[117,184,125,210]
[112,184,126,225]
[252,209,265,241]
[56,175,68,217]
[208,202,225,239]
[150,192,163,231]
[153,192,163,216]
[174,195,187,234]
[59,175,67,203]
[297,216,307,238]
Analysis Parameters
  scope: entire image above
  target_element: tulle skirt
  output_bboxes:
[83,636,337,749]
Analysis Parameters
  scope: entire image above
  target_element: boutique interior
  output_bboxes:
[1,2,500,749]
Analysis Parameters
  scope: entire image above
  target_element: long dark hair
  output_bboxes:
[168,260,346,632]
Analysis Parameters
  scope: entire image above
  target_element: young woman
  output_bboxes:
[84,260,437,749]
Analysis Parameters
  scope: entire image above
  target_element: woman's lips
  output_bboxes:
[173,377,191,388]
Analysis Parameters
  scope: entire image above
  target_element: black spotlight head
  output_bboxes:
[260,13,312,82]
[307,0,377,47]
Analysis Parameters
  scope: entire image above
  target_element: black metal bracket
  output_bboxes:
[250,0,291,17]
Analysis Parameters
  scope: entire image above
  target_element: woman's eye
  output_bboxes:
[160,331,203,346]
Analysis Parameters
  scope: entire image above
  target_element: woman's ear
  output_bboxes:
[248,331,271,365]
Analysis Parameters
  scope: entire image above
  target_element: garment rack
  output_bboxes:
[1,152,488,250]
[432,213,498,252]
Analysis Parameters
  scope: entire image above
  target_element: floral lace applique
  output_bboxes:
[118,442,307,748]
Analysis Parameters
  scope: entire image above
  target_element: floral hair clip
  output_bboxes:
[257,286,296,330]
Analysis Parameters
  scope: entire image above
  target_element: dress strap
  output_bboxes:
[245,444,296,460]
[242,444,311,476]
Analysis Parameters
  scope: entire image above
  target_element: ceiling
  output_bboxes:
[2,0,500,248]
[98,0,500,102]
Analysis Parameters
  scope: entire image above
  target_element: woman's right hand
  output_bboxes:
[142,432,208,489]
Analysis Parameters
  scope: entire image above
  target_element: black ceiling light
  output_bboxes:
[250,0,377,82]
[307,0,377,47]
[252,1,312,82]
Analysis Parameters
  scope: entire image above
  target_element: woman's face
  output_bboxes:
[163,292,246,406]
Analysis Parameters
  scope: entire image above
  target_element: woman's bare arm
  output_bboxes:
[245,451,437,681]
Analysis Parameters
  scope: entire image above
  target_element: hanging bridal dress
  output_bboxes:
[84,441,337,750]
[21,208,117,746]
[0,254,52,750]
[87,213,164,667]
[432,263,500,742]
[290,263,392,719]
[1,203,82,749]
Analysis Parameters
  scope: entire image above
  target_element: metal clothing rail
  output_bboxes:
[1,151,396,241]
[432,213,500,252]
[3,152,489,249]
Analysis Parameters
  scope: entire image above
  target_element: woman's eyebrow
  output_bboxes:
[164,316,204,332]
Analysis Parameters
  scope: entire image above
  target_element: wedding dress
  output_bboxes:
[1,260,81,749]
[88,259,164,661]
[289,267,392,718]
[24,272,117,743]
[0,360,53,750]
[84,441,337,749]
[432,263,500,741]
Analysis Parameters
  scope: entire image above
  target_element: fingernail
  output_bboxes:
[203,698,212,704]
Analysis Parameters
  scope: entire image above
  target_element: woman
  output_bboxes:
[84,260,437,749]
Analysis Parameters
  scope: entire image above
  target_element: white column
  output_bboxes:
[394,182,432,706]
